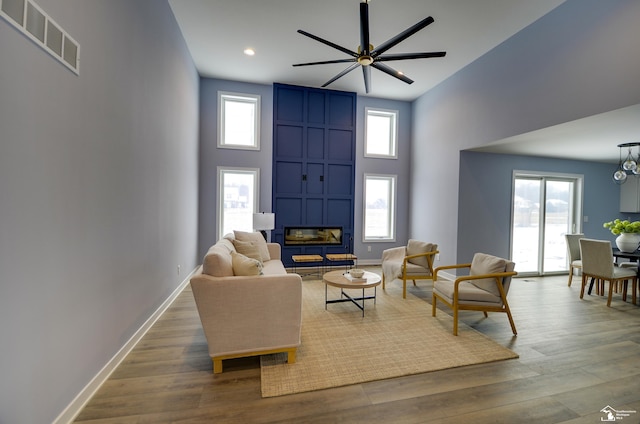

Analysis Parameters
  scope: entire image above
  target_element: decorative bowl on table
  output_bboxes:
[349,269,364,278]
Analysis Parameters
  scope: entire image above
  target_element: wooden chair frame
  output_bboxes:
[432,263,518,336]
[382,250,438,298]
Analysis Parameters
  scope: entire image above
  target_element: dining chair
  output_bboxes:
[564,233,583,287]
[579,238,638,306]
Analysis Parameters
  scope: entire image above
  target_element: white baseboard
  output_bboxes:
[53,267,198,424]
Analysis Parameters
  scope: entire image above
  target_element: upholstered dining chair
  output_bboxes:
[432,253,518,336]
[564,233,583,287]
[579,238,638,307]
[381,240,438,299]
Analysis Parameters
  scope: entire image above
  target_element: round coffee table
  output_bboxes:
[322,270,381,316]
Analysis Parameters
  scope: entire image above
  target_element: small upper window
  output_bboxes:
[218,92,260,150]
[365,108,397,159]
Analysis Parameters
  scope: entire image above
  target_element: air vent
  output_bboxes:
[0,0,79,74]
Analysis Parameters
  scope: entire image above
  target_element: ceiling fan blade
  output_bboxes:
[371,62,414,85]
[297,29,358,58]
[371,16,435,57]
[321,62,361,87]
[362,65,371,94]
[375,51,446,62]
[360,2,370,56]
[293,58,357,67]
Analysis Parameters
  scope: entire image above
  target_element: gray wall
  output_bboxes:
[198,79,274,257]
[457,151,624,263]
[198,78,412,262]
[0,1,199,422]
[411,0,640,266]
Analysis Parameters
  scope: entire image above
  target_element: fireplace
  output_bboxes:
[284,226,343,246]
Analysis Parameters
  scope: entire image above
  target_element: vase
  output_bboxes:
[615,233,640,253]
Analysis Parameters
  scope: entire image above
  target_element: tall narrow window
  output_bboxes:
[218,92,260,150]
[218,167,259,238]
[363,174,396,241]
[365,108,398,158]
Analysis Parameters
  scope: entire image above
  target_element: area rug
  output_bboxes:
[260,276,518,397]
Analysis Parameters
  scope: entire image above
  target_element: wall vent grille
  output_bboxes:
[1,0,79,74]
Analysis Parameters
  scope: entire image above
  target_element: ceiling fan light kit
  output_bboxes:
[293,0,446,93]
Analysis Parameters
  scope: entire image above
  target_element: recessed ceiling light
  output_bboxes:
[244,48,255,56]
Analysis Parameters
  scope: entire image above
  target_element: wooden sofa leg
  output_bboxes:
[213,358,223,374]
[287,348,297,364]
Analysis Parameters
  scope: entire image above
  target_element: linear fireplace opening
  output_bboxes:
[284,226,343,246]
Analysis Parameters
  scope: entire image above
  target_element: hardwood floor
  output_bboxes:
[73,270,640,424]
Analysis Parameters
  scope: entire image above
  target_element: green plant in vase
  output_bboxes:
[603,219,640,252]
[603,219,640,235]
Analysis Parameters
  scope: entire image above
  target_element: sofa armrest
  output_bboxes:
[190,270,302,358]
[267,242,281,260]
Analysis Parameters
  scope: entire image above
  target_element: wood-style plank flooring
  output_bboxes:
[74,270,640,423]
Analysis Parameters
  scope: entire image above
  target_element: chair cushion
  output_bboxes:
[406,239,435,269]
[231,251,263,276]
[232,239,264,263]
[234,230,271,261]
[469,253,508,297]
[434,279,502,304]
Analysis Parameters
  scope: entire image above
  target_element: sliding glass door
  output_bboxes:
[511,172,582,276]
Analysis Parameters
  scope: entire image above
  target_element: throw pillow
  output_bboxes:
[406,239,435,270]
[231,251,263,276]
[232,239,263,262]
[469,253,508,297]
[234,230,271,261]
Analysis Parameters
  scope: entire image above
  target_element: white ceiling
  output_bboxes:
[168,0,638,164]
[168,0,565,101]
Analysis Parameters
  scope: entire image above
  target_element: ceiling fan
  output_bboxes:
[292,0,446,93]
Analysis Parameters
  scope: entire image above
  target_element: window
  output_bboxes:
[363,174,396,241]
[365,108,397,158]
[218,92,260,150]
[218,167,259,238]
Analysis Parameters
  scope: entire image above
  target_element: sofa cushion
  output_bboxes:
[469,253,508,297]
[234,230,271,261]
[202,246,234,277]
[232,239,263,262]
[231,251,263,276]
[406,239,435,269]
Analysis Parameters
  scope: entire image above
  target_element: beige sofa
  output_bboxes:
[190,232,302,373]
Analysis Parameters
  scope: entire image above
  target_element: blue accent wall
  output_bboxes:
[198,78,412,262]
[457,151,628,265]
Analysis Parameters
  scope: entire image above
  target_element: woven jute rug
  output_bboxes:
[260,276,518,397]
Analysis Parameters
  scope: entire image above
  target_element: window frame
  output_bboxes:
[217,166,260,239]
[217,91,261,150]
[364,107,398,159]
[363,173,397,242]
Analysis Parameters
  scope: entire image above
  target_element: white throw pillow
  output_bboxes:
[234,230,271,261]
[231,251,263,276]
[232,239,264,262]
